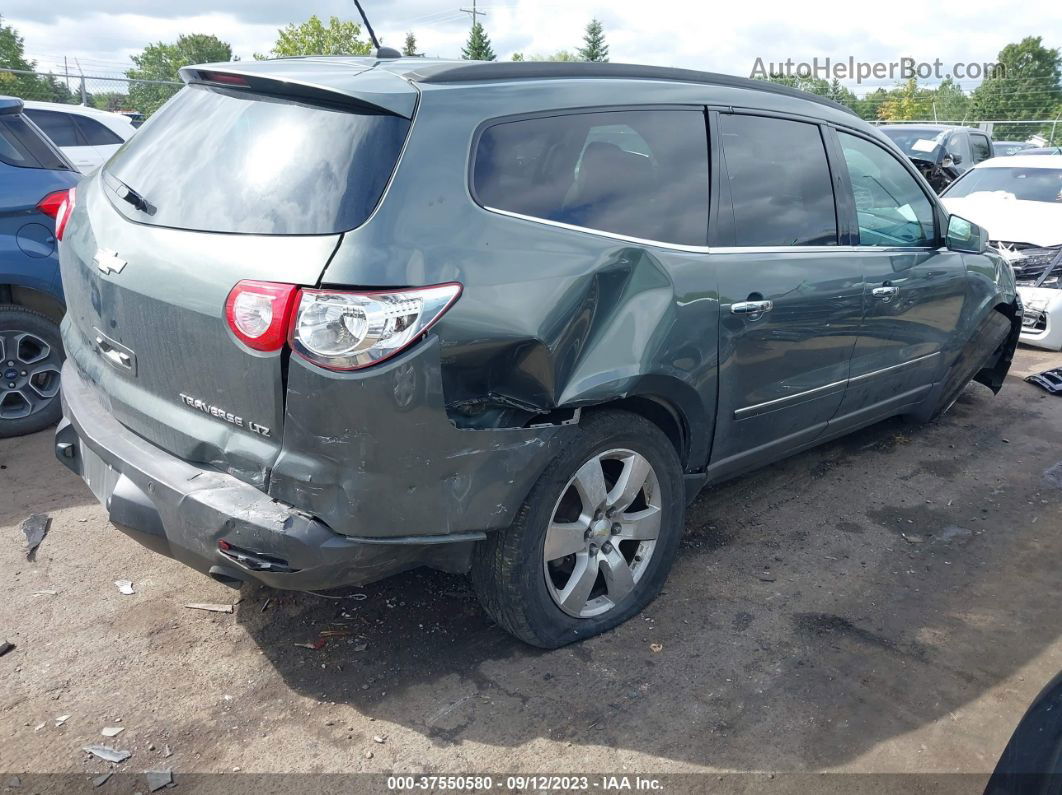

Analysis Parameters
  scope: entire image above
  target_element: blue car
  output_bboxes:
[1,96,79,437]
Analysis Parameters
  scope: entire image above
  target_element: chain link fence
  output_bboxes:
[0,67,182,124]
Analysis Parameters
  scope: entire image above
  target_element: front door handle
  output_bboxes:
[872,285,899,302]
[731,300,774,315]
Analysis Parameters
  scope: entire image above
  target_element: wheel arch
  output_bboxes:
[0,284,65,325]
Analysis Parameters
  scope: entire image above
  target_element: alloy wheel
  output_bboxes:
[543,448,662,618]
[0,331,62,420]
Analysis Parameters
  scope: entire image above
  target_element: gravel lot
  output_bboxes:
[1,347,1060,789]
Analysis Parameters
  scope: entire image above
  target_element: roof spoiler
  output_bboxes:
[178,62,417,118]
[0,97,25,115]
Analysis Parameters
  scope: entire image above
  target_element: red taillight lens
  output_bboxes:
[37,189,68,219]
[54,187,75,241]
[224,280,298,352]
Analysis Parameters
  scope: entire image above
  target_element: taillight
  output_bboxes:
[290,283,462,371]
[224,280,298,351]
[37,190,67,219]
[54,187,75,241]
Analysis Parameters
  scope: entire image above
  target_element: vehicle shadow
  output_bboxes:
[235,380,1062,769]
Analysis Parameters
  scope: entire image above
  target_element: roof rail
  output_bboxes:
[406,61,858,117]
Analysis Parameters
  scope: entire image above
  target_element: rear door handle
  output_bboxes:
[731,300,773,315]
[872,286,899,301]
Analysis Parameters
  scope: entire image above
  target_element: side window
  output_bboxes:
[73,115,123,146]
[970,134,992,164]
[0,115,68,170]
[946,133,971,165]
[838,131,936,247]
[473,109,709,246]
[25,109,81,147]
[719,114,837,246]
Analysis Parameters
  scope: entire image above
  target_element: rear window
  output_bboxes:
[73,115,124,146]
[103,85,411,235]
[473,109,710,246]
[0,113,71,170]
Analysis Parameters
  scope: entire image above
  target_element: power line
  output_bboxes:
[459,0,487,27]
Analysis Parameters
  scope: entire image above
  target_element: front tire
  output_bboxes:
[471,410,685,648]
[0,305,64,438]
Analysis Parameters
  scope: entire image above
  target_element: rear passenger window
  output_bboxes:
[720,114,837,246]
[25,109,80,147]
[73,115,123,146]
[0,114,68,170]
[473,109,709,246]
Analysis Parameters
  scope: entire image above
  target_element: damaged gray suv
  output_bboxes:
[55,58,1020,647]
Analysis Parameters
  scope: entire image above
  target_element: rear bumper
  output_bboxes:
[56,359,483,591]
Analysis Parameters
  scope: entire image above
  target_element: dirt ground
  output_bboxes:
[1,347,1060,789]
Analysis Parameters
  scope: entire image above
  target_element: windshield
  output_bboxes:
[103,84,410,235]
[881,128,946,159]
[945,167,1062,203]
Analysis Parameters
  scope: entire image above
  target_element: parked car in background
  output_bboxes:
[22,101,135,173]
[993,141,1035,157]
[54,59,1019,648]
[0,96,78,437]
[879,124,994,192]
[1021,146,1062,156]
[941,155,1062,351]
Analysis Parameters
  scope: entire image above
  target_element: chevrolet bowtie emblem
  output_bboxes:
[94,249,126,275]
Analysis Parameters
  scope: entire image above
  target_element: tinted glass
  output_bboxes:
[720,114,837,246]
[25,109,80,147]
[970,134,992,163]
[0,114,69,170]
[73,115,123,146]
[838,132,936,246]
[945,166,1062,203]
[104,85,411,235]
[474,109,709,246]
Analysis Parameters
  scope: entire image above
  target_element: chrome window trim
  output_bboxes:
[481,207,946,257]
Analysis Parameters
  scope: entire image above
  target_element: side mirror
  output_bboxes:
[946,214,988,254]
[942,152,962,168]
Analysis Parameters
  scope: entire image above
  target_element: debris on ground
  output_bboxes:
[101,726,124,737]
[32,590,58,596]
[145,769,173,791]
[54,714,70,726]
[372,735,385,744]
[901,532,926,544]
[4,775,21,788]
[92,772,112,787]
[83,745,131,763]
[650,643,663,653]
[294,638,327,651]
[114,580,135,596]
[261,598,272,613]
[22,513,50,560]
[0,641,13,658]
[184,603,233,613]
[1026,368,1062,394]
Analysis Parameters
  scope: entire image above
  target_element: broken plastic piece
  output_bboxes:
[114,580,135,595]
[83,745,131,763]
[0,641,13,658]
[146,770,173,792]
[22,513,50,560]
[1026,368,1062,394]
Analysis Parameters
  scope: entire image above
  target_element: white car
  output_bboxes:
[21,100,136,173]
[941,155,1062,351]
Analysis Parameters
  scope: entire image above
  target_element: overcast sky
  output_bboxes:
[3,0,1059,95]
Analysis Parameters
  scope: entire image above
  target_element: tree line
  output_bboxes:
[2,11,1058,141]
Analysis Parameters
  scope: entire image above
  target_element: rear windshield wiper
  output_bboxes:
[107,174,153,214]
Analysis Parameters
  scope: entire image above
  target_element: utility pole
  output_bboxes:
[459,0,486,28]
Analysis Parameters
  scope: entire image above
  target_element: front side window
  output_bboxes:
[838,131,936,247]
[720,114,837,246]
[473,109,709,246]
[969,134,992,163]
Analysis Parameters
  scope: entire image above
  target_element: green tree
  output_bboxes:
[92,92,130,112]
[971,36,1062,139]
[0,16,75,102]
[876,78,935,120]
[402,32,419,57]
[462,22,496,62]
[127,33,232,117]
[511,52,525,62]
[577,18,609,62]
[515,50,580,62]
[930,77,970,122]
[260,15,371,59]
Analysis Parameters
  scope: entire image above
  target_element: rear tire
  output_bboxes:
[471,410,685,648]
[0,305,64,438]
